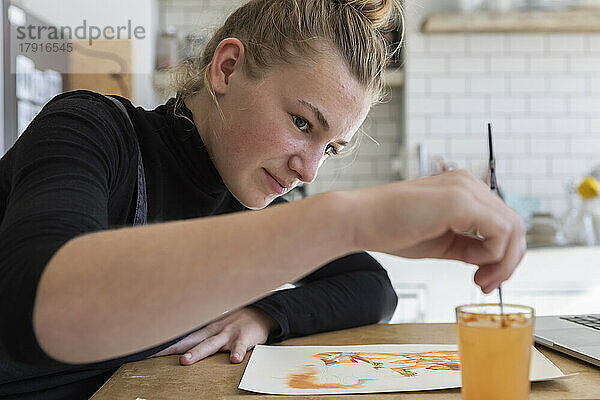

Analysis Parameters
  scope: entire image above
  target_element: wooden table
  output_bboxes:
[91,323,600,399]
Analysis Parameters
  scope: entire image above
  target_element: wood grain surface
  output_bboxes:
[91,323,600,400]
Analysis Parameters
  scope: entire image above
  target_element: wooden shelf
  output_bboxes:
[422,7,600,33]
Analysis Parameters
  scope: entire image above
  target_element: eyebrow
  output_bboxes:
[297,99,348,147]
[298,99,330,132]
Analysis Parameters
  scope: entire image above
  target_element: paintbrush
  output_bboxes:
[488,123,504,316]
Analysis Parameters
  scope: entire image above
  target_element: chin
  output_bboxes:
[242,201,266,211]
[230,190,274,210]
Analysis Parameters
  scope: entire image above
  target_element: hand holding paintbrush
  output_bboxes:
[448,124,525,296]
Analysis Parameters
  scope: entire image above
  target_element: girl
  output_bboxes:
[0,0,525,398]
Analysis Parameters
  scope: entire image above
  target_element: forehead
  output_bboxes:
[265,57,371,141]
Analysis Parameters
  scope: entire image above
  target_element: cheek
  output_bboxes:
[230,114,303,156]
[224,115,267,157]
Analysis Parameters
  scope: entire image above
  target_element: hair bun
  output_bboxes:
[335,0,401,30]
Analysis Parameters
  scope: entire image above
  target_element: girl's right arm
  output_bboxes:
[35,170,525,365]
[33,190,355,364]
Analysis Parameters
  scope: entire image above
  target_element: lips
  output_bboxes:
[263,169,290,195]
[271,172,290,189]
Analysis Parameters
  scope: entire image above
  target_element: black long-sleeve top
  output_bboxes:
[0,90,397,399]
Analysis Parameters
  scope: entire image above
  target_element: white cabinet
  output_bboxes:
[371,246,600,323]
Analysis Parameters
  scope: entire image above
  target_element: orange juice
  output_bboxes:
[456,304,534,400]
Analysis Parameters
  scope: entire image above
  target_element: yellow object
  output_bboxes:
[578,177,599,199]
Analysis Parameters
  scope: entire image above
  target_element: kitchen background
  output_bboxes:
[2,0,600,322]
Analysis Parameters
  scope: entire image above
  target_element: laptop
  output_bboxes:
[534,314,600,367]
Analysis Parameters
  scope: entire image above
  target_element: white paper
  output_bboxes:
[239,344,566,395]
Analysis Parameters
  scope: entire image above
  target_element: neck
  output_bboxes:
[184,90,216,152]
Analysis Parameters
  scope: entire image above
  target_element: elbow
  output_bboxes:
[0,243,78,365]
[32,282,73,364]
[32,243,87,365]
[32,294,68,363]
[0,265,76,365]
[33,280,92,365]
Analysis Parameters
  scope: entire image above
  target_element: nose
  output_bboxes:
[288,147,325,184]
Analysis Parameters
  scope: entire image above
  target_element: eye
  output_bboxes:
[325,144,339,157]
[292,115,311,132]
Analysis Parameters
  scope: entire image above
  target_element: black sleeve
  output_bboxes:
[0,91,178,368]
[249,197,398,343]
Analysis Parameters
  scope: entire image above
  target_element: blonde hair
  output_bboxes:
[171,0,403,154]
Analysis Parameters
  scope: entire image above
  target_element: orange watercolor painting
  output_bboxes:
[287,351,461,389]
[287,365,375,389]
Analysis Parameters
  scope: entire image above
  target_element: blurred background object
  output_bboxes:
[527,212,566,248]
[155,26,178,70]
[3,0,158,153]
[563,177,600,246]
[484,0,514,12]
[457,0,485,13]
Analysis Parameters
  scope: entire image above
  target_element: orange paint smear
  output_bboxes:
[286,351,461,389]
[313,351,460,377]
[287,365,374,389]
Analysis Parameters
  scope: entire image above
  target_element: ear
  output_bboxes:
[209,38,246,96]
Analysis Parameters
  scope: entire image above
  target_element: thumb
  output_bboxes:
[230,341,248,364]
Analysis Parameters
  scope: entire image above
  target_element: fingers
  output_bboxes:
[473,264,496,293]
[474,217,527,293]
[179,332,229,365]
[381,170,525,294]
[436,234,498,266]
[173,307,273,366]
[426,171,526,289]
[156,323,221,357]
[446,173,523,257]
[229,340,248,363]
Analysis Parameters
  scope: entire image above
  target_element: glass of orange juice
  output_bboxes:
[456,304,534,400]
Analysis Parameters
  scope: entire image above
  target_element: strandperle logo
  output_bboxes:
[15,20,146,45]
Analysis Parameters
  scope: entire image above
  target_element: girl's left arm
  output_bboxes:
[251,251,397,343]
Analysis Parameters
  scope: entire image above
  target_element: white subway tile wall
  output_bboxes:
[160,0,245,30]
[159,0,406,197]
[407,32,600,216]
